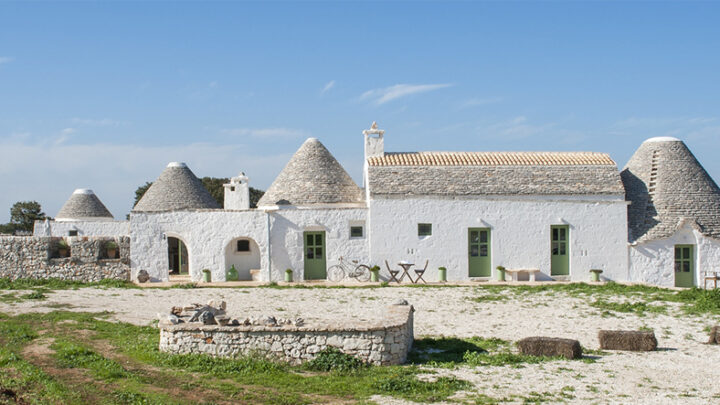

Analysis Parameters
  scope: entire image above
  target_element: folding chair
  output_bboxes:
[385,260,401,283]
[414,260,428,284]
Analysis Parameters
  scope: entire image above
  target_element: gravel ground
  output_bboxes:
[2,285,719,404]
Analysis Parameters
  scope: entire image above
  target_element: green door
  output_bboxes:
[674,245,695,288]
[304,231,326,280]
[551,225,569,276]
[468,228,491,277]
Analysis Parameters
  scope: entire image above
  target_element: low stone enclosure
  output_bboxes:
[0,236,130,282]
[158,300,414,366]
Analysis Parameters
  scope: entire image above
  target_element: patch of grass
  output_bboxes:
[0,277,138,291]
[169,283,197,289]
[409,336,510,365]
[590,299,667,316]
[304,347,366,373]
[20,290,47,300]
[53,340,129,380]
[370,369,471,402]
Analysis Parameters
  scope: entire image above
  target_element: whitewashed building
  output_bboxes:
[623,137,720,288]
[33,124,720,286]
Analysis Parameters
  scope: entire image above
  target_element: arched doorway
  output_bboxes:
[224,237,261,280]
[168,237,189,275]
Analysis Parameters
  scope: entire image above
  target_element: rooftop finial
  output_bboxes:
[371,121,378,130]
[363,121,385,136]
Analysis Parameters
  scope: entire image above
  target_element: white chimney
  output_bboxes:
[223,172,250,210]
[363,121,385,159]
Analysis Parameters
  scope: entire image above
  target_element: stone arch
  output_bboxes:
[224,237,261,280]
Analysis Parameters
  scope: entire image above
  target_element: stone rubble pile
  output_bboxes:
[159,299,305,327]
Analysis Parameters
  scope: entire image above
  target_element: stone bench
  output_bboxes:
[505,268,541,282]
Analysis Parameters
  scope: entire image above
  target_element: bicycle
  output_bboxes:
[327,256,371,282]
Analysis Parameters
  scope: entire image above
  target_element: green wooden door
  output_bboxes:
[468,228,491,277]
[304,231,326,280]
[674,245,695,288]
[551,225,569,276]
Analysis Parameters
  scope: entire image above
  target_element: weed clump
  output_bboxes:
[304,348,366,373]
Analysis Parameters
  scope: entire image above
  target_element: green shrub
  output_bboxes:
[304,348,366,373]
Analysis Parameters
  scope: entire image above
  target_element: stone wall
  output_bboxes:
[0,236,130,282]
[159,303,414,366]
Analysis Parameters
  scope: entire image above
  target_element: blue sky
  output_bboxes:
[1,2,719,222]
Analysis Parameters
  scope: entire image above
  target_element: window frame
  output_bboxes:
[418,223,432,237]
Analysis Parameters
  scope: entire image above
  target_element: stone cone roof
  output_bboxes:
[56,189,114,220]
[621,137,720,242]
[133,162,220,212]
[257,138,364,207]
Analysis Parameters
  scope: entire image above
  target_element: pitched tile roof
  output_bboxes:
[257,138,364,207]
[368,151,616,167]
[622,137,720,242]
[367,151,624,197]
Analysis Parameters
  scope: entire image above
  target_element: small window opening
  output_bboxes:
[350,226,364,238]
[68,230,78,237]
[230,186,235,191]
[236,239,250,252]
[418,223,432,236]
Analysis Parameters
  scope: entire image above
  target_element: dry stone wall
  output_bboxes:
[159,303,414,366]
[0,236,130,282]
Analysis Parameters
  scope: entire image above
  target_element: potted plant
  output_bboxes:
[438,266,447,282]
[285,268,293,283]
[57,239,70,258]
[202,269,212,283]
[496,266,506,281]
[370,265,380,282]
[105,240,118,259]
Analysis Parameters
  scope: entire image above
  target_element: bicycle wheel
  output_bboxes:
[327,265,345,282]
[353,265,372,282]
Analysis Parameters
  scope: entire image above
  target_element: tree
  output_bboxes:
[132,178,264,210]
[8,201,49,232]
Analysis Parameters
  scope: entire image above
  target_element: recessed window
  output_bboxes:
[230,186,235,191]
[68,230,78,237]
[350,226,364,238]
[418,223,432,236]
[236,240,250,252]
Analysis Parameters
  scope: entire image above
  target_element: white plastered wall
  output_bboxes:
[34,219,130,237]
[629,223,720,287]
[368,195,629,282]
[268,207,369,282]
[130,210,268,282]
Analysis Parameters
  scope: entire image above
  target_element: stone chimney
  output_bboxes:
[223,172,250,210]
[363,121,385,160]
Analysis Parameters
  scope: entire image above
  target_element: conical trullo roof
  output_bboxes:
[257,138,364,207]
[56,189,114,221]
[621,137,720,242]
[133,162,220,212]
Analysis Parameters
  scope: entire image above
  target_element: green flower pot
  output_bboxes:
[370,269,380,282]
[202,270,211,283]
[438,267,447,282]
[226,265,238,281]
[285,271,293,283]
[496,267,506,281]
[590,269,603,282]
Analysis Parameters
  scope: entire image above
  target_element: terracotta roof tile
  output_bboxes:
[368,151,616,167]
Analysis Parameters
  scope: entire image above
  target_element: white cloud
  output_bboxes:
[0,57,13,65]
[220,127,308,139]
[477,116,556,140]
[321,80,336,94]
[0,139,293,223]
[360,83,453,105]
[71,118,129,127]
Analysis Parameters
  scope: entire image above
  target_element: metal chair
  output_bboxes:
[414,260,428,284]
[385,260,401,283]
